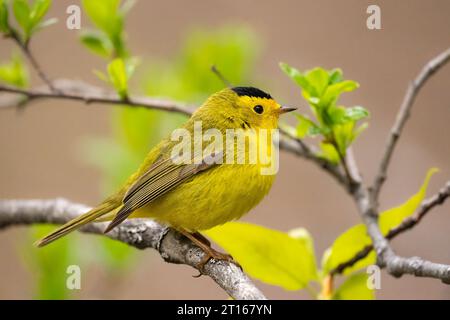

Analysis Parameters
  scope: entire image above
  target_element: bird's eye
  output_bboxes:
[253,105,264,114]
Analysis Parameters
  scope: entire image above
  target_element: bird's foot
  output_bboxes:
[192,231,211,247]
[193,247,242,278]
[176,228,241,277]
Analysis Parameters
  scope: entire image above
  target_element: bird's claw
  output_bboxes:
[193,249,242,277]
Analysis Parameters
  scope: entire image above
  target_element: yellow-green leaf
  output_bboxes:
[13,0,31,35]
[318,142,340,165]
[107,58,128,99]
[0,53,29,88]
[379,168,438,234]
[205,222,318,291]
[322,168,438,275]
[321,224,374,275]
[0,0,10,34]
[332,273,374,300]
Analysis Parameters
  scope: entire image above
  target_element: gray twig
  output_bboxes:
[330,181,450,275]
[211,65,233,88]
[371,48,450,204]
[328,48,450,285]
[9,30,57,92]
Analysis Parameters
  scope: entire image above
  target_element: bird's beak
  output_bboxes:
[278,106,297,114]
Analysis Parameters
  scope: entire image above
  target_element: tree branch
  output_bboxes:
[278,128,351,192]
[0,79,350,191]
[0,80,193,115]
[0,198,267,300]
[371,48,450,204]
[9,30,57,92]
[331,181,450,275]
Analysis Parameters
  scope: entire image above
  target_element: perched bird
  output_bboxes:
[36,87,295,268]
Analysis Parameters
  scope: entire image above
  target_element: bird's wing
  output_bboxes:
[104,152,221,233]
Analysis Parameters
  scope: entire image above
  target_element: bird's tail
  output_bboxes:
[35,199,120,247]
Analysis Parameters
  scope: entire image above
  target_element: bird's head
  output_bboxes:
[197,86,296,130]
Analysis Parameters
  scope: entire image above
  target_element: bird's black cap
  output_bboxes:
[231,86,272,100]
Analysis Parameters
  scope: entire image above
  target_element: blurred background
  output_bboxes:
[0,0,450,299]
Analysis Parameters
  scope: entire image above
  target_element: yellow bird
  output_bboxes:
[37,87,295,268]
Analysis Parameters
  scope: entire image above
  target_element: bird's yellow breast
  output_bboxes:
[132,163,275,231]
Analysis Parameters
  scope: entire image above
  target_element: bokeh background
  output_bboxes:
[1,0,450,299]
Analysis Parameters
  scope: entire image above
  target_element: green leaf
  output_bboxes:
[327,105,369,125]
[80,31,112,57]
[0,0,10,34]
[107,58,128,99]
[322,168,439,275]
[332,273,374,300]
[353,122,369,140]
[345,106,369,122]
[120,0,136,15]
[379,168,438,234]
[13,0,31,35]
[279,62,314,94]
[322,224,374,275]
[82,0,122,37]
[205,222,319,290]
[29,0,51,29]
[81,0,129,58]
[329,68,343,84]
[318,142,340,165]
[125,56,139,77]
[333,121,355,155]
[327,105,347,124]
[305,67,329,98]
[34,16,56,30]
[321,80,359,106]
[0,53,29,87]
[295,114,321,138]
[93,69,109,83]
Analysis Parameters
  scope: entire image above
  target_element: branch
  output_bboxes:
[211,65,232,88]
[9,30,57,92]
[0,80,350,191]
[371,48,450,203]
[0,80,193,116]
[352,183,450,284]
[278,128,351,192]
[328,48,450,286]
[0,198,267,300]
[331,181,450,275]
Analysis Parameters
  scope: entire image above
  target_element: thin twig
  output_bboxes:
[9,30,57,92]
[278,127,350,191]
[0,80,193,115]
[350,48,450,285]
[330,138,357,190]
[371,48,450,204]
[211,65,232,88]
[330,181,450,275]
[0,198,267,300]
[0,80,347,190]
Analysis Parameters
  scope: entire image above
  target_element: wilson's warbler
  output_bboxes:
[36,87,295,267]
